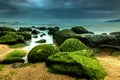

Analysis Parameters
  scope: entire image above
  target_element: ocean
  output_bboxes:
[0,21,120,50]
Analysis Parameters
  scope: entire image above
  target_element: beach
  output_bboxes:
[0,44,120,80]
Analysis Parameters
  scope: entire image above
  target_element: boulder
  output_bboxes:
[33,35,38,38]
[0,27,16,31]
[46,52,107,80]
[35,39,46,43]
[59,38,88,52]
[48,27,59,35]
[80,34,111,47]
[0,57,24,64]
[16,32,31,40]
[18,27,32,32]
[37,27,47,30]
[32,30,40,34]
[110,51,120,57]
[53,29,79,46]
[27,44,59,63]
[71,26,90,34]
[0,31,8,37]
[0,32,25,44]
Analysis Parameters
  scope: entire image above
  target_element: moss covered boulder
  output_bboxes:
[59,38,88,52]
[16,32,31,40]
[71,26,89,34]
[0,50,26,64]
[46,52,107,80]
[110,51,120,57]
[0,32,25,44]
[27,44,59,63]
[0,27,16,31]
[53,29,80,46]
[35,39,46,43]
[5,50,26,58]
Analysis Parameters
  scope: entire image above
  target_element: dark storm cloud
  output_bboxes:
[0,0,120,19]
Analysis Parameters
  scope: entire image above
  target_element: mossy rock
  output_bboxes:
[110,51,120,57]
[28,44,60,63]
[0,32,25,44]
[46,52,107,80]
[0,57,24,64]
[0,27,16,31]
[5,50,26,58]
[33,35,38,38]
[0,50,26,64]
[71,26,89,34]
[35,39,46,43]
[16,32,31,40]
[0,31,8,37]
[53,29,80,46]
[10,43,26,48]
[59,38,88,52]
[18,27,32,32]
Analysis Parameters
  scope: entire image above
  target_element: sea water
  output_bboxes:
[0,21,120,50]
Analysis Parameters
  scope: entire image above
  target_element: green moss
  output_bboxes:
[71,26,88,34]
[0,57,24,64]
[10,43,26,48]
[19,63,32,67]
[16,32,31,40]
[46,52,107,80]
[0,64,4,71]
[0,32,25,44]
[28,44,60,63]
[5,50,26,58]
[53,29,78,46]
[0,27,16,31]
[59,38,88,52]
[110,51,120,57]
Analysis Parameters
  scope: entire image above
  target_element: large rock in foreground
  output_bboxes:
[59,38,88,52]
[28,44,59,63]
[46,52,107,80]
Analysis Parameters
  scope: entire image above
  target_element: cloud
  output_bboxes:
[0,0,120,19]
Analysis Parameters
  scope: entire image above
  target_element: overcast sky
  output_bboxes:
[0,0,120,22]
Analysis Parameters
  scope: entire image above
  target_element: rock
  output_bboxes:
[101,33,108,35]
[12,63,22,68]
[16,32,31,40]
[32,30,40,34]
[110,51,120,57]
[40,33,46,37]
[0,32,25,44]
[35,39,46,43]
[18,27,32,32]
[0,31,8,37]
[71,26,89,34]
[109,31,120,45]
[80,34,111,47]
[48,27,59,35]
[46,51,107,80]
[27,44,60,63]
[33,35,38,38]
[0,57,24,64]
[37,27,47,30]
[53,29,79,46]
[31,26,36,28]
[59,38,88,52]
[0,27,16,31]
